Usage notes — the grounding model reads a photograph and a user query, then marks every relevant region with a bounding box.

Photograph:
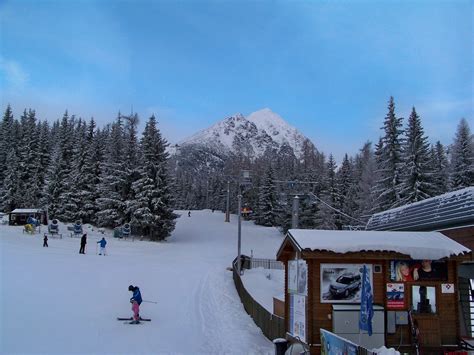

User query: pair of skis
[117,317,151,324]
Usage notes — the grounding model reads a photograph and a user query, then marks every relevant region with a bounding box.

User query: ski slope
[0,210,284,354]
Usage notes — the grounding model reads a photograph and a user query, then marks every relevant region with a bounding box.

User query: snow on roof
[286,229,470,260]
[366,187,474,231]
[10,209,42,214]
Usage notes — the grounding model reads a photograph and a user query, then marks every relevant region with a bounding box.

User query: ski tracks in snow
[195,268,273,355]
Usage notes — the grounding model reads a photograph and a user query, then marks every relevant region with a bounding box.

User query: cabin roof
[277,229,470,260]
[366,187,474,232]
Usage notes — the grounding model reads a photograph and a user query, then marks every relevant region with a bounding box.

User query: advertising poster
[320,264,373,303]
[320,329,358,355]
[290,294,306,343]
[288,260,298,294]
[297,259,308,296]
[288,259,308,296]
[390,260,447,282]
[386,283,405,309]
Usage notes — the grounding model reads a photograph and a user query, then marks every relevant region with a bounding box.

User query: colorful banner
[320,329,358,355]
[288,260,298,294]
[386,283,405,309]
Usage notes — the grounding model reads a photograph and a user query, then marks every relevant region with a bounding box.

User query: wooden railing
[232,258,285,341]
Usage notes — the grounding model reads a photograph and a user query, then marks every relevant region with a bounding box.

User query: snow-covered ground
[0,210,284,354]
[241,268,284,313]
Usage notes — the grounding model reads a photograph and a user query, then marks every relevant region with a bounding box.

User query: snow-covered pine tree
[399,107,434,204]
[315,154,339,229]
[96,114,127,227]
[372,97,404,211]
[353,141,376,221]
[255,166,278,226]
[450,118,474,189]
[0,105,15,209]
[336,154,358,227]
[129,115,177,240]
[72,118,100,224]
[35,120,52,207]
[430,141,449,195]
[0,147,21,211]
[44,112,76,220]
[16,109,40,207]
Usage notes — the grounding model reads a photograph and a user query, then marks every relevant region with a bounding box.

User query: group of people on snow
[79,234,107,255]
[39,227,146,323]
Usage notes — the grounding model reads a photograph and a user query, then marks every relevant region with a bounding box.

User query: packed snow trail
[0,210,283,354]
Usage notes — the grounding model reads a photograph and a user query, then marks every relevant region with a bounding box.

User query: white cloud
[0,57,29,90]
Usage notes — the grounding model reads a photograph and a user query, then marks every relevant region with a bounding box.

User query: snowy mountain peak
[247,108,287,128]
[176,109,315,159]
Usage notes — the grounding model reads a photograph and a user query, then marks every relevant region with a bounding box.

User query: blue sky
[1,0,472,162]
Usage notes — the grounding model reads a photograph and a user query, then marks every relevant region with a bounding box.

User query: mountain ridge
[175,108,315,159]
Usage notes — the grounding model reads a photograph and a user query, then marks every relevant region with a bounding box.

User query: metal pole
[206,179,209,210]
[225,180,230,222]
[292,195,299,229]
[237,194,242,274]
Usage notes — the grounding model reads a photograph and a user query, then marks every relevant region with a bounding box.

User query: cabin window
[412,285,436,314]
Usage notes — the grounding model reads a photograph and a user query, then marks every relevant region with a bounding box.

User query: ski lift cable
[272,179,367,225]
[307,192,367,225]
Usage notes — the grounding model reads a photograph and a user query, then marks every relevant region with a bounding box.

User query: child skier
[43,234,48,247]
[128,285,142,322]
[97,237,107,255]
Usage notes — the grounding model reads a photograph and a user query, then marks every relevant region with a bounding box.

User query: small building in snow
[276,229,470,354]
[8,209,48,226]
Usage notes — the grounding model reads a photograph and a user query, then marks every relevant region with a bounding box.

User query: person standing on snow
[79,233,87,254]
[43,234,48,247]
[128,285,143,320]
[97,237,107,255]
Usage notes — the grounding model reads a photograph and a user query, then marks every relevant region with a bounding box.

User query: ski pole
[142,300,158,304]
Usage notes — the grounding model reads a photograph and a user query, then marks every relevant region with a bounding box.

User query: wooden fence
[250,257,284,270]
[232,259,285,341]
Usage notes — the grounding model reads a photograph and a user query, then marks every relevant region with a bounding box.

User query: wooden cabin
[276,229,471,354]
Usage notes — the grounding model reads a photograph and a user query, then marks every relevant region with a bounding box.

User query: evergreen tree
[336,154,357,227]
[255,166,278,226]
[373,97,404,211]
[129,115,177,240]
[96,114,127,227]
[315,154,339,229]
[450,118,474,189]
[431,141,449,195]
[0,105,15,209]
[399,107,434,204]
[354,141,376,221]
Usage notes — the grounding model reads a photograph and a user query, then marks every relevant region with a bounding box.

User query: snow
[0,210,284,354]
[240,267,284,313]
[287,229,470,260]
[10,208,43,213]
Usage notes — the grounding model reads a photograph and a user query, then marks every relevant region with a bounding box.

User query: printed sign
[289,294,306,343]
[288,259,307,296]
[390,260,447,282]
[320,329,358,355]
[441,283,455,294]
[386,283,405,309]
[320,264,373,303]
[288,260,298,294]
